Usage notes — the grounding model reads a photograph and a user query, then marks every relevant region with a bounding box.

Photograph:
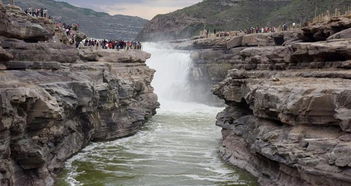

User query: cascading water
[57,43,257,186]
[144,43,192,102]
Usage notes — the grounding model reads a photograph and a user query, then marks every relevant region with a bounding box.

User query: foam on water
[57,43,257,186]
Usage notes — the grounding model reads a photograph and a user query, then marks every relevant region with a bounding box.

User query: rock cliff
[0,4,158,186]
[186,14,351,185]
[187,31,300,105]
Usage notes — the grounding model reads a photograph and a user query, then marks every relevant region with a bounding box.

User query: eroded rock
[183,14,351,186]
[0,4,158,186]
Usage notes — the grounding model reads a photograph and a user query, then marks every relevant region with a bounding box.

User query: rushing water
[57,43,257,186]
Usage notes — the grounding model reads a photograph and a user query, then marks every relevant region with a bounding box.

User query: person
[39,8,44,17]
[43,8,48,18]
[9,0,14,5]
[28,7,32,16]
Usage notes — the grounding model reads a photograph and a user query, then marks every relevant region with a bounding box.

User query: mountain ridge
[137,0,351,41]
[3,0,148,40]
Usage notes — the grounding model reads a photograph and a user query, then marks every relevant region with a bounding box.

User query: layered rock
[187,31,300,105]
[0,4,158,186]
[180,13,351,185]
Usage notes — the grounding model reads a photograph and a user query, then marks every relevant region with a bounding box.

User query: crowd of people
[55,22,83,47]
[201,23,299,38]
[61,23,79,36]
[22,6,142,50]
[82,39,142,50]
[244,26,277,34]
[244,23,295,34]
[24,7,48,18]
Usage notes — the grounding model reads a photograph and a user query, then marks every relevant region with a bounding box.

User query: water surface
[57,43,257,186]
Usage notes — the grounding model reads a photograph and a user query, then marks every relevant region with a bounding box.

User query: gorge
[57,43,257,185]
[2,1,351,186]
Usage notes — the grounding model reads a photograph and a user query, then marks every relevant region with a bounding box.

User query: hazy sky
[57,0,202,20]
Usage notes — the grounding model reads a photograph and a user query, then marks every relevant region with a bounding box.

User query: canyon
[2,1,351,186]
[0,4,158,185]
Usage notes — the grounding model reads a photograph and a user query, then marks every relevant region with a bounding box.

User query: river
[57,43,257,186]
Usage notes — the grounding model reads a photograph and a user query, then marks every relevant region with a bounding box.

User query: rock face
[183,14,351,185]
[187,31,300,106]
[0,4,158,186]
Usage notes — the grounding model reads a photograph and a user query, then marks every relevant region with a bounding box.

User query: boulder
[300,16,351,41]
[227,36,243,49]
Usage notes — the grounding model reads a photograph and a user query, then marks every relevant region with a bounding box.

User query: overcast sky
[57,0,202,20]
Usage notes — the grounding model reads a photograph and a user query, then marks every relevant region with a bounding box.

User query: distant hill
[137,0,351,41]
[3,0,148,40]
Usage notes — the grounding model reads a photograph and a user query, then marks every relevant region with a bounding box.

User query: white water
[58,43,256,186]
[144,42,193,103]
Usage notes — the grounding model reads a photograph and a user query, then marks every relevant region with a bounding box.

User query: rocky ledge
[0,4,158,186]
[186,15,351,185]
[184,31,300,106]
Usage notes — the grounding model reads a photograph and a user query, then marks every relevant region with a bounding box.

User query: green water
[57,43,257,185]
[57,101,257,186]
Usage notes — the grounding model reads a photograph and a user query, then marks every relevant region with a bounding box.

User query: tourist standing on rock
[9,0,14,5]
[28,7,33,16]
[43,8,48,18]
[40,8,44,17]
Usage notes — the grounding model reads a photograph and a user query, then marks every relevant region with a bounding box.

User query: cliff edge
[173,11,351,185]
[189,14,351,186]
[0,4,158,186]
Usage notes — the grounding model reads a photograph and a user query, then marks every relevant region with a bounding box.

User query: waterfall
[59,42,257,186]
[143,42,213,113]
[144,42,192,102]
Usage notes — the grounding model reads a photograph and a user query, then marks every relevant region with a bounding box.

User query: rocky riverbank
[183,15,351,185]
[0,4,158,186]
